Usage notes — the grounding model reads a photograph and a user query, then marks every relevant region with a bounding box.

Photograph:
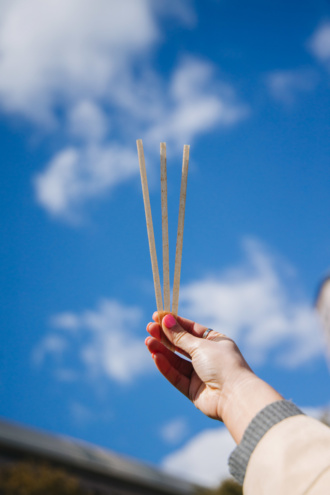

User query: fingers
[147,322,192,360]
[152,312,226,341]
[147,322,161,340]
[176,315,209,338]
[151,314,201,355]
[147,321,175,352]
[161,314,199,355]
[145,337,193,378]
[152,312,208,338]
[145,337,191,397]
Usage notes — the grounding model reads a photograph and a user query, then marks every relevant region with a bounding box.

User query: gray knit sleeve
[228,400,304,485]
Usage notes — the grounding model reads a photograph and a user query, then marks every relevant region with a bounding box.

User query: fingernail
[151,353,155,359]
[163,314,176,329]
[145,337,151,345]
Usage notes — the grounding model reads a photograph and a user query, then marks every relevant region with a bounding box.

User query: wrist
[220,371,282,444]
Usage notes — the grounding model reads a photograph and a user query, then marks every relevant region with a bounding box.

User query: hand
[146,313,251,421]
[146,313,282,443]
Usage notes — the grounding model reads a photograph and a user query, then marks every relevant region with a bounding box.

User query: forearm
[220,370,283,444]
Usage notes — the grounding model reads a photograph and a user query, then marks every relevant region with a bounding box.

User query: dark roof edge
[0,418,199,495]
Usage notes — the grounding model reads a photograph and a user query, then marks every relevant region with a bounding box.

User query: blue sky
[1,0,330,487]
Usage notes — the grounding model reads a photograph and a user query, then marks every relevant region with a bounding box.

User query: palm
[189,370,221,420]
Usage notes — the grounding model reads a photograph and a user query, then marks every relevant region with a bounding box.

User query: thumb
[162,314,199,355]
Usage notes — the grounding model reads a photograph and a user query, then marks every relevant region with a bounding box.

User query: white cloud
[0,0,196,121]
[68,101,108,142]
[35,240,323,386]
[0,0,244,131]
[266,69,317,104]
[32,334,68,365]
[50,312,80,331]
[160,418,189,445]
[179,239,323,368]
[0,0,158,122]
[162,404,330,488]
[152,0,196,27]
[146,58,248,148]
[34,143,138,220]
[70,401,93,425]
[0,0,247,221]
[34,299,153,383]
[162,426,235,487]
[33,57,247,220]
[301,405,330,420]
[69,400,114,425]
[309,22,330,63]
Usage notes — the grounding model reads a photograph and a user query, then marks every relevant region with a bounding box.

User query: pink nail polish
[163,314,176,329]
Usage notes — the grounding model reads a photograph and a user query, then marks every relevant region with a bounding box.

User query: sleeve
[228,400,330,495]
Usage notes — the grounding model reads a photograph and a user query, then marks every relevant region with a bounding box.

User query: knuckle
[172,331,187,346]
[173,372,182,389]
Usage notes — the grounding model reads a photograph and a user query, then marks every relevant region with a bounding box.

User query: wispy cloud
[180,239,323,368]
[32,334,68,366]
[34,143,138,222]
[308,22,330,64]
[70,401,94,426]
[0,0,159,122]
[266,68,317,104]
[33,299,153,384]
[33,55,247,221]
[34,240,323,387]
[0,0,247,221]
[145,57,248,147]
[160,418,189,445]
[69,401,114,426]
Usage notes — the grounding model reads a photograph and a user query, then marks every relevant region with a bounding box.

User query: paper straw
[160,142,171,313]
[172,145,190,316]
[136,139,163,314]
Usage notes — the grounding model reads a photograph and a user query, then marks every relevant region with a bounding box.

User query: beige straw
[172,145,190,317]
[160,142,171,313]
[136,139,163,314]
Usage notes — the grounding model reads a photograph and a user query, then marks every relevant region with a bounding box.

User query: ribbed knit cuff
[228,400,303,485]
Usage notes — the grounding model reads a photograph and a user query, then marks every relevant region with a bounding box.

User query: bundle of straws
[136,140,189,350]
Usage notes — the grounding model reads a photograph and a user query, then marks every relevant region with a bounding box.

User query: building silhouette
[0,418,199,495]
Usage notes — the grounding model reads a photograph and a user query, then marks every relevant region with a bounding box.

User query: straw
[160,142,170,313]
[136,139,163,314]
[172,145,190,317]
